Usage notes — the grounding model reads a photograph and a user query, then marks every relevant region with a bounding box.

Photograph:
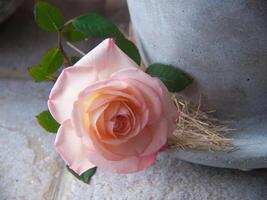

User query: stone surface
[0,0,23,23]
[0,79,63,200]
[55,152,267,200]
[0,0,267,200]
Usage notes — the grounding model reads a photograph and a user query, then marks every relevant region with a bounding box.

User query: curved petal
[100,123,152,157]
[159,81,179,136]
[101,113,168,158]
[111,68,162,96]
[141,117,169,156]
[111,68,163,124]
[99,102,145,145]
[54,120,95,175]
[87,151,157,174]
[48,67,98,123]
[72,101,123,161]
[126,79,162,124]
[75,38,139,80]
[78,79,129,99]
[113,68,178,135]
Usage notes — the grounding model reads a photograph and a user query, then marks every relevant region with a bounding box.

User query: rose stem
[57,29,71,67]
[66,42,86,56]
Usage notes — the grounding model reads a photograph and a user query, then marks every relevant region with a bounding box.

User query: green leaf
[28,65,55,82]
[63,23,87,42]
[146,63,193,92]
[72,13,123,38]
[67,166,97,184]
[28,48,63,82]
[72,13,141,65]
[40,48,64,74]
[34,1,64,32]
[36,110,60,133]
[70,56,81,65]
[115,38,141,65]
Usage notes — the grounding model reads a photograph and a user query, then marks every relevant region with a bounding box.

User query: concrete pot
[127,0,267,170]
[0,0,23,23]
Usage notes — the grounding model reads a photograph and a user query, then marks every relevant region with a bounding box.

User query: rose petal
[100,102,145,145]
[54,119,95,175]
[102,128,152,156]
[111,68,163,124]
[75,38,139,80]
[111,68,162,96]
[141,117,169,156]
[48,67,98,123]
[78,79,128,100]
[72,101,123,161]
[94,112,168,158]
[89,126,125,161]
[159,81,179,136]
[112,68,178,133]
[87,151,157,174]
[101,90,141,108]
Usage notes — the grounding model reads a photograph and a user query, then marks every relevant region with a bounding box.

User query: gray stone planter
[0,0,24,23]
[127,0,267,170]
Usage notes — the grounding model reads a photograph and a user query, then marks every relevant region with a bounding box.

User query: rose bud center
[112,114,131,136]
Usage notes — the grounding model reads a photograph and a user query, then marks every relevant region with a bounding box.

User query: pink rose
[48,38,178,174]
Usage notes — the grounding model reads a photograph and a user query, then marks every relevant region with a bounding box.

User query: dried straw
[168,95,234,151]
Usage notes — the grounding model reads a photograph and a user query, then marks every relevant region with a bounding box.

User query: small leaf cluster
[28,48,63,82]
[31,1,140,74]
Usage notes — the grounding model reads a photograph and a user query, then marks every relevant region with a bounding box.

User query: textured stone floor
[0,80,62,200]
[0,1,266,200]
